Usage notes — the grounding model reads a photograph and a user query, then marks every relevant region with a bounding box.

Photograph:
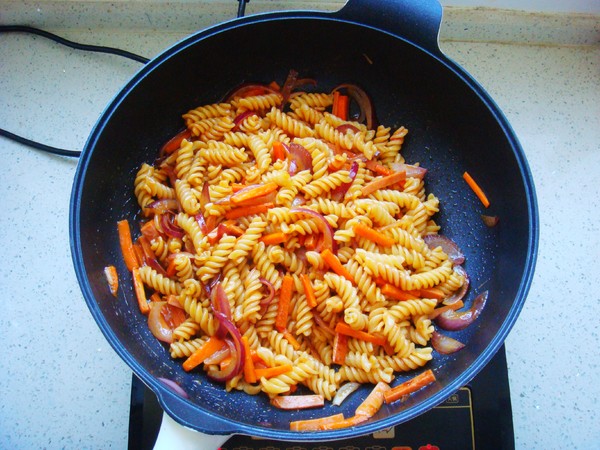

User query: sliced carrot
[360,170,407,197]
[355,381,391,418]
[255,364,293,379]
[335,322,387,347]
[272,141,287,161]
[336,95,349,121]
[282,330,301,350]
[140,219,161,241]
[319,414,367,430]
[463,171,490,208]
[299,274,317,308]
[384,369,437,404]
[104,265,119,297]
[290,413,345,431]
[241,336,257,384]
[231,183,247,192]
[259,232,289,246]
[271,394,325,410]
[332,332,348,365]
[320,248,355,283]
[372,276,388,287]
[419,287,446,300]
[365,159,394,176]
[428,300,464,319]
[353,223,395,247]
[150,292,163,304]
[275,275,294,332]
[132,267,150,315]
[381,283,420,301]
[117,219,139,272]
[182,336,226,372]
[224,203,272,220]
[161,128,192,155]
[230,182,279,205]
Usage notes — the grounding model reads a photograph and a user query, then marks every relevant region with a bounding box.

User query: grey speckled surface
[0,2,599,449]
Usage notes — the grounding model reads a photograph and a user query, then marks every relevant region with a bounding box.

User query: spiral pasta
[124,73,469,414]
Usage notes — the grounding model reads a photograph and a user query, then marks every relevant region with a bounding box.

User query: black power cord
[0,25,150,158]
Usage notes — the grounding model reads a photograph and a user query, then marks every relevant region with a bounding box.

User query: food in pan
[114,71,486,429]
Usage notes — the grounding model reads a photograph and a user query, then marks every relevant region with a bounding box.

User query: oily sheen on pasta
[130,75,467,406]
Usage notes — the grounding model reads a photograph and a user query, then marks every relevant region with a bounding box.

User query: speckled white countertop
[0,1,599,449]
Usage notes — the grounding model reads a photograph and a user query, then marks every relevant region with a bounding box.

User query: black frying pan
[70,0,538,443]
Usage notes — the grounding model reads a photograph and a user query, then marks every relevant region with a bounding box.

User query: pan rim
[69,9,539,441]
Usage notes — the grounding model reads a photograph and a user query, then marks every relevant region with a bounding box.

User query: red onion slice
[435,290,488,331]
[287,143,313,175]
[330,161,359,202]
[280,69,299,106]
[148,302,173,344]
[423,234,465,265]
[157,377,189,399]
[481,214,500,227]
[224,83,282,102]
[335,124,360,134]
[290,207,337,254]
[232,111,255,131]
[146,199,179,215]
[431,330,465,354]
[208,313,245,382]
[161,213,184,239]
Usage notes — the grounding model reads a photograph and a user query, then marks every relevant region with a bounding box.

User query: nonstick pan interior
[71,14,537,440]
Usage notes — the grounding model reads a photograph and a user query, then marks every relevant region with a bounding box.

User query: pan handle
[335,0,443,56]
[154,412,230,450]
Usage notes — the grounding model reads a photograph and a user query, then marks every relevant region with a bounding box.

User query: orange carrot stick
[271,394,325,410]
[336,95,349,121]
[365,159,394,176]
[260,232,289,245]
[299,274,317,308]
[355,381,391,418]
[275,275,294,332]
[117,219,139,272]
[132,267,150,315]
[419,287,446,300]
[241,336,257,384]
[360,170,406,197]
[335,322,387,347]
[290,413,345,431]
[332,332,348,365]
[182,336,226,372]
[383,369,437,404]
[428,300,464,319]
[381,283,420,301]
[104,265,119,297]
[463,171,490,208]
[224,203,272,220]
[230,182,278,205]
[332,91,340,117]
[320,248,355,283]
[353,223,395,247]
[254,364,293,379]
[272,141,287,161]
[282,330,301,350]
[318,414,366,430]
